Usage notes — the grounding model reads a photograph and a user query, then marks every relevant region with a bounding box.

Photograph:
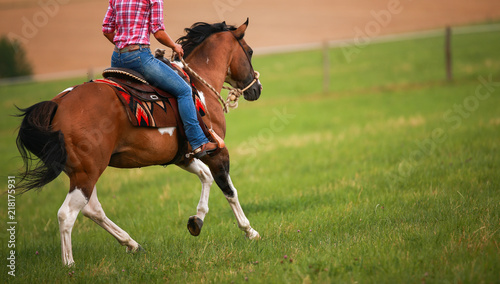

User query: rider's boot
[193,142,218,158]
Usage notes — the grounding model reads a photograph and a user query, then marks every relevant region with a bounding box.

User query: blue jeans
[111,46,209,149]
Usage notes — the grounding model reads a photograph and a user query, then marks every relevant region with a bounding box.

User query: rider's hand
[172,44,184,57]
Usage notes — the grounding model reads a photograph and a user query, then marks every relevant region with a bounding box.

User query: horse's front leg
[203,149,260,240]
[178,158,213,236]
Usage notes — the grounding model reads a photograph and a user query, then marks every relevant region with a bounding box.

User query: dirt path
[1,0,499,75]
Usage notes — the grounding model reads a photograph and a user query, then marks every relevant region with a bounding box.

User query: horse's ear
[233,18,249,39]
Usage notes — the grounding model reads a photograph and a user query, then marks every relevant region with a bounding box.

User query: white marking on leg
[82,187,139,252]
[179,159,213,220]
[158,127,176,136]
[57,187,88,266]
[225,175,260,239]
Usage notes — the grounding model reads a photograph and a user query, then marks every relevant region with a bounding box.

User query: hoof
[127,244,144,253]
[246,229,261,240]
[63,260,75,267]
[187,216,203,236]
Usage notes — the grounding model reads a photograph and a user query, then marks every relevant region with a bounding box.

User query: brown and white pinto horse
[16,20,262,266]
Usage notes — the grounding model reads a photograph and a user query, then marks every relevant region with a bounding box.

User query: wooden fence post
[445,26,453,81]
[323,41,330,93]
[87,67,94,81]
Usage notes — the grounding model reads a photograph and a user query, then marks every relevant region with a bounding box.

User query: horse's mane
[176,22,237,59]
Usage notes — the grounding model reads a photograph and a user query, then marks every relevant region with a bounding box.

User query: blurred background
[1,0,500,79]
[1,1,499,281]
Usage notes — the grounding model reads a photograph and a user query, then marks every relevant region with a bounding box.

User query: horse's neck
[186,39,233,95]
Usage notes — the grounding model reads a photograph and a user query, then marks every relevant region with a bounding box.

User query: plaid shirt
[102,0,165,49]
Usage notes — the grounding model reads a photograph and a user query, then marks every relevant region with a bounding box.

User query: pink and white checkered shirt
[102,0,166,49]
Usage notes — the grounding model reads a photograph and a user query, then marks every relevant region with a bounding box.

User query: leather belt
[114,44,150,53]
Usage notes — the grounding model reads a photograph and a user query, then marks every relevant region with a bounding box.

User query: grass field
[1,28,499,283]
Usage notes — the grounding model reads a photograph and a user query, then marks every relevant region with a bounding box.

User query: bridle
[224,34,261,109]
[178,32,260,114]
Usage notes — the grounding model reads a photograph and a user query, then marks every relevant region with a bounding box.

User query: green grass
[1,28,499,283]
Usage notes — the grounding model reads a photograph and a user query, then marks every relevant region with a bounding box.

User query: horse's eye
[248,49,253,56]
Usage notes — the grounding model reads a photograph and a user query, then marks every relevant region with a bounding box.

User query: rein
[178,56,228,113]
[177,36,260,114]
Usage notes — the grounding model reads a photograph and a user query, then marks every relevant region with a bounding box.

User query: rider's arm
[153,30,184,57]
[102,2,116,45]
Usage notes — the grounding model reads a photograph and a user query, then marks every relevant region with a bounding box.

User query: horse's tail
[16,101,67,193]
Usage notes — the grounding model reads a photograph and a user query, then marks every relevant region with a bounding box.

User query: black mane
[176,22,237,59]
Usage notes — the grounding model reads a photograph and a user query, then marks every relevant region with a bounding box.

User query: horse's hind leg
[178,158,214,236]
[81,186,141,252]
[57,187,90,266]
[202,149,260,239]
[58,184,141,266]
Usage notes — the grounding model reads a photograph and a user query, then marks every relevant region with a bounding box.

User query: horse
[16,19,262,266]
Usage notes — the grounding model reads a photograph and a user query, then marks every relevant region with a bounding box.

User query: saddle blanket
[94,79,178,128]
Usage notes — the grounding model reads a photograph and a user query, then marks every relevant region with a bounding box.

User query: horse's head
[177,19,262,102]
[225,19,262,101]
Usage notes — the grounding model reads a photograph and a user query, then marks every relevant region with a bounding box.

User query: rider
[102,0,217,158]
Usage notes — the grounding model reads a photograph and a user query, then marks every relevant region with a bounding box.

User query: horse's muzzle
[243,79,262,101]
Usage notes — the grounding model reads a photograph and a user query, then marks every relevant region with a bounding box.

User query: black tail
[16,101,67,193]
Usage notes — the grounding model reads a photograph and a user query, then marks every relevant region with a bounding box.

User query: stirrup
[208,129,225,148]
[185,129,225,159]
